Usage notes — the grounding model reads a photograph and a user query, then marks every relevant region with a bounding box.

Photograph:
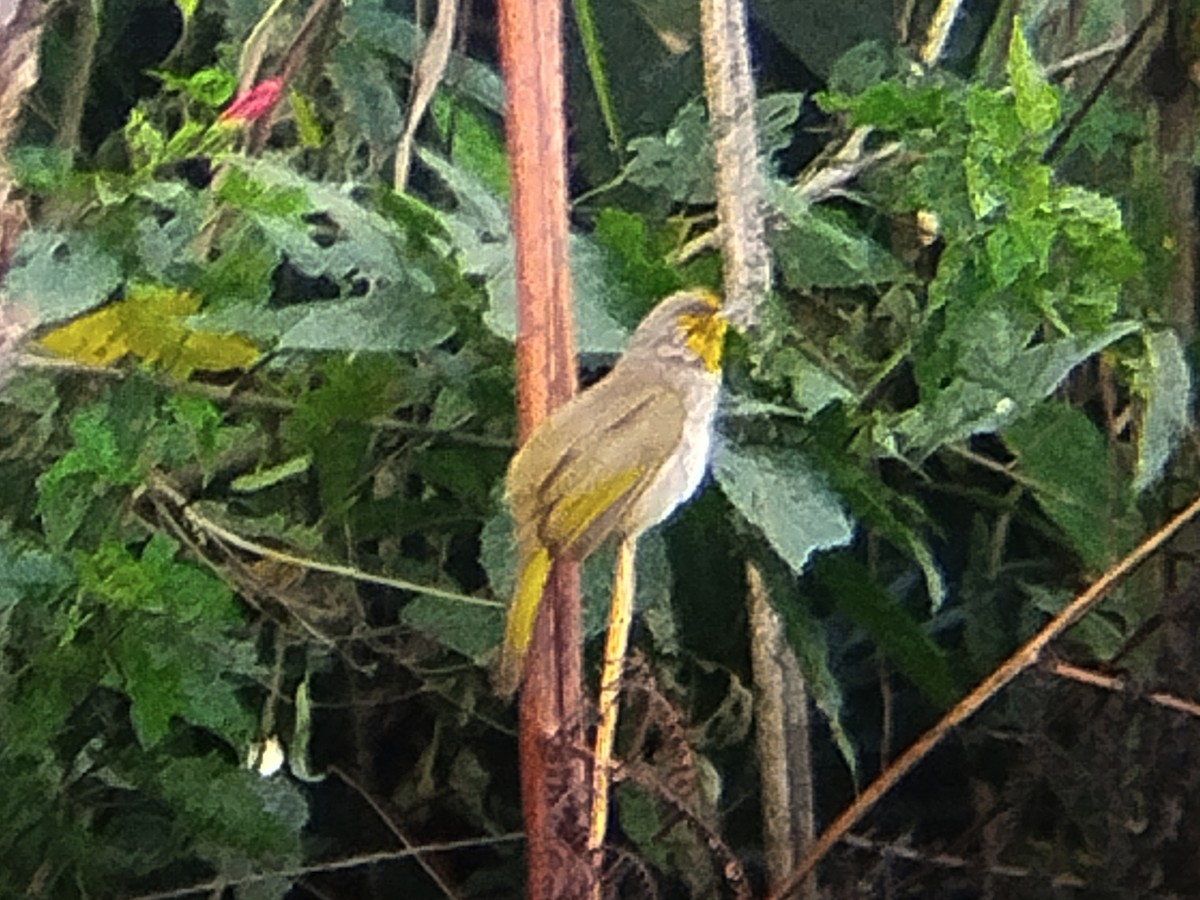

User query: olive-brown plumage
[496,290,727,696]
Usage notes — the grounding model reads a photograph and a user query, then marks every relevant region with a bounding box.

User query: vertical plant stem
[588,535,637,891]
[496,0,590,895]
[54,0,97,155]
[698,0,770,327]
[748,562,817,899]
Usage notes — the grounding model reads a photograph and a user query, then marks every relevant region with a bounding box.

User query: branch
[768,491,1200,899]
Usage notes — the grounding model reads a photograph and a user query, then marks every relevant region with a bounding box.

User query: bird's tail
[494,544,552,698]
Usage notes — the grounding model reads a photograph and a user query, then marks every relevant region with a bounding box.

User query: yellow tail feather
[494,545,552,697]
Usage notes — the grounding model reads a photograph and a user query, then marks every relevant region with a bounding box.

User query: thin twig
[329,765,463,899]
[1046,659,1200,719]
[840,833,1084,885]
[145,474,499,609]
[17,353,513,448]
[768,491,1200,899]
[122,834,525,900]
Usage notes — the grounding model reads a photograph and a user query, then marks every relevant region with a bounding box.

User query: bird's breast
[624,373,721,537]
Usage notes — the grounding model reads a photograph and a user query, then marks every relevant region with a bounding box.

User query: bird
[495,289,727,696]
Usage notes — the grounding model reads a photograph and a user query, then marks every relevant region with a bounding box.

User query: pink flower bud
[219,77,284,124]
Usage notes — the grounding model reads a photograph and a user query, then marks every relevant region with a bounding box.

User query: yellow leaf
[177,331,261,379]
[40,305,129,366]
[40,284,261,378]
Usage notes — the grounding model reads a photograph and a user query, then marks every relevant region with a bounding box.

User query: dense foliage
[1,0,1198,897]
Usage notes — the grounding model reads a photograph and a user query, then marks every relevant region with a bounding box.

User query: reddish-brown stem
[496,0,590,895]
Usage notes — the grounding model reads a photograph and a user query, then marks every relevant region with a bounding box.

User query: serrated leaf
[712,437,855,575]
[826,81,946,131]
[899,311,1138,456]
[623,93,804,205]
[79,533,240,623]
[592,208,684,318]
[135,183,206,280]
[5,229,121,324]
[419,148,631,353]
[40,284,261,378]
[0,530,70,609]
[624,99,714,204]
[112,624,187,746]
[1134,329,1192,492]
[155,66,235,106]
[276,289,455,352]
[1007,18,1059,136]
[155,754,306,858]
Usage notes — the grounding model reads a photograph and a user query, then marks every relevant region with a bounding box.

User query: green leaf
[419,148,632,353]
[79,533,240,624]
[0,530,71,610]
[765,562,858,779]
[125,107,167,169]
[828,40,889,95]
[1133,329,1191,492]
[1007,18,1059,136]
[769,183,905,288]
[275,290,455,352]
[327,44,404,168]
[815,553,959,708]
[154,66,236,107]
[214,159,457,352]
[624,98,714,204]
[6,229,121,324]
[592,208,683,317]
[572,0,622,151]
[712,438,855,575]
[191,221,280,308]
[1004,401,1131,569]
[623,93,804,205]
[9,145,76,192]
[432,94,509,198]
[899,310,1138,456]
[231,455,312,493]
[823,81,947,131]
[134,183,207,280]
[112,623,188,746]
[37,397,144,548]
[155,754,306,859]
[341,3,504,113]
[401,594,504,663]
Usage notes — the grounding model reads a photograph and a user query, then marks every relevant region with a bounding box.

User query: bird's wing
[508,375,687,559]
